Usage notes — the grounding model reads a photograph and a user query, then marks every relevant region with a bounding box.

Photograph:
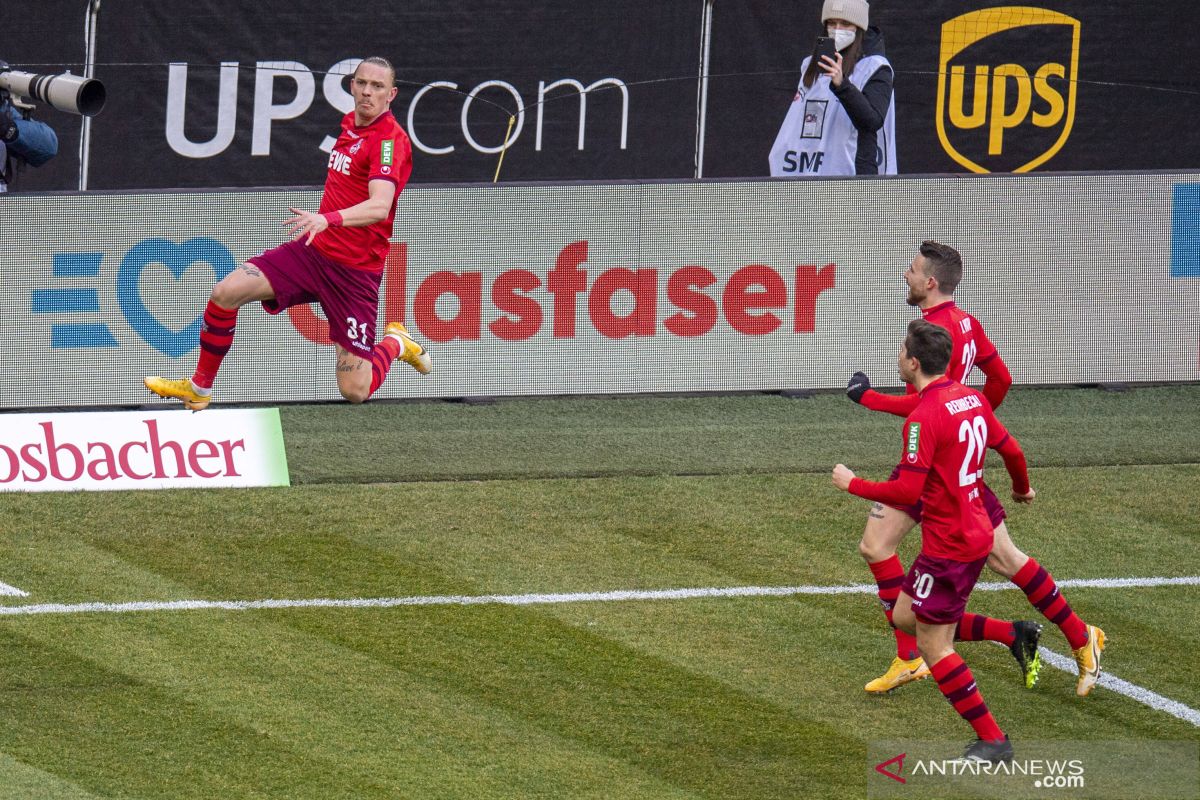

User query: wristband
[323,211,344,227]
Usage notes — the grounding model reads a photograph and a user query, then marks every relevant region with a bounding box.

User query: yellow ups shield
[936,7,1080,173]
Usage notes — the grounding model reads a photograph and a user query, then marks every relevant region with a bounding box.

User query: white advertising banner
[1,173,1197,409]
[0,409,290,492]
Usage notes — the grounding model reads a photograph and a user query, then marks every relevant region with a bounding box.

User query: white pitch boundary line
[1,574,1197,726]
[0,581,29,598]
[1035,647,1200,727]
[0,574,1196,617]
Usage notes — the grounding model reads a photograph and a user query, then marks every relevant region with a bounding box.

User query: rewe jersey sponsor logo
[328,149,352,175]
[936,7,1080,173]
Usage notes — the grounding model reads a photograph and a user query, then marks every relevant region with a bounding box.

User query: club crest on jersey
[381,139,394,166]
[906,422,921,463]
[349,139,363,155]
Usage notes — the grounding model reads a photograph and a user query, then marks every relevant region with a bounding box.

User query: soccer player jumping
[145,57,429,410]
[834,319,1033,763]
[846,241,1104,697]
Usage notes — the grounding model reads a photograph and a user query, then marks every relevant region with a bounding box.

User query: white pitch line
[0,575,1197,618]
[1035,647,1200,727]
[0,575,1197,727]
[0,581,29,597]
[975,575,1200,592]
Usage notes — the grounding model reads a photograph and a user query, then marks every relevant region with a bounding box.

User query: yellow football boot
[865,656,931,694]
[384,322,431,375]
[144,376,211,410]
[1073,625,1106,697]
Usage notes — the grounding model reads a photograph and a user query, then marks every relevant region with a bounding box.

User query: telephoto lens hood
[0,69,106,117]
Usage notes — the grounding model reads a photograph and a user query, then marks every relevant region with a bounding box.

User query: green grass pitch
[0,385,1197,798]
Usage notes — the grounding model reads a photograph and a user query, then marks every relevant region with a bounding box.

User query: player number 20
[961,340,977,377]
[346,316,370,344]
[957,415,988,488]
[912,570,934,599]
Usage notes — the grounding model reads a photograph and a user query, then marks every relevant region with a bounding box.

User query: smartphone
[814,36,837,63]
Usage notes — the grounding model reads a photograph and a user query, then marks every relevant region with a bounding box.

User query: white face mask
[828,26,857,52]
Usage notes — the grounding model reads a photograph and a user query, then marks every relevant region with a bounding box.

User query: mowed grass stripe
[7,594,1189,800]
[5,578,1198,733]
[2,610,707,800]
[0,752,107,800]
[5,578,1198,734]
[3,467,1195,604]
[279,386,1200,484]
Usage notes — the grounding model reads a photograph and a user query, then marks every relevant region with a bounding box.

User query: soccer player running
[845,241,1104,697]
[145,57,429,410]
[834,319,1032,763]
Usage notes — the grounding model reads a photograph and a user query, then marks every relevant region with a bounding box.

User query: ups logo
[936,7,1080,173]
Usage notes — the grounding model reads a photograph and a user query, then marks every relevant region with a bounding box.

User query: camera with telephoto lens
[0,62,106,117]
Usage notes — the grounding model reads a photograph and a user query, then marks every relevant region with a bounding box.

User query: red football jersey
[923,301,1001,385]
[851,379,1016,561]
[860,301,1012,415]
[313,110,412,273]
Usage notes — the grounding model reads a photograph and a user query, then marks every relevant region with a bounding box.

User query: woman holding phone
[769,0,897,177]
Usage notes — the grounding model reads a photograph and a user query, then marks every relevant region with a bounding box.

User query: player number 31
[346,317,370,344]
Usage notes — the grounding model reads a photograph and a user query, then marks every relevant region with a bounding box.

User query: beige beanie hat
[821,0,869,29]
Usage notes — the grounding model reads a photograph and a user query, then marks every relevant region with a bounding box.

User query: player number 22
[957,415,987,488]
[346,316,370,344]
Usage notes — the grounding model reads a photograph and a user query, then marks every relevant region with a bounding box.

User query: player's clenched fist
[832,463,856,491]
[846,371,871,404]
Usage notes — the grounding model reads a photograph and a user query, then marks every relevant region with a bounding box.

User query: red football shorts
[248,238,384,357]
[902,552,989,625]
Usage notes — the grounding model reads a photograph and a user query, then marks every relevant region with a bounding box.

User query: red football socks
[367,335,402,396]
[930,652,1005,742]
[192,300,238,389]
[869,555,919,660]
[1012,559,1089,650]
[956,612,1016,646]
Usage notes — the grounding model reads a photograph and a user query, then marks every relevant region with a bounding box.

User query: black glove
[0,105,16,143]
[846,371,871,404]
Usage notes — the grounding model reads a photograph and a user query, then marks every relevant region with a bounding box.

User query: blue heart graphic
[117,237,236,357]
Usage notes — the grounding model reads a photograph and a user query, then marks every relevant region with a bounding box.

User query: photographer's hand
[0,60,14,141]
[0,105,16,143]
[819,53,845,87]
